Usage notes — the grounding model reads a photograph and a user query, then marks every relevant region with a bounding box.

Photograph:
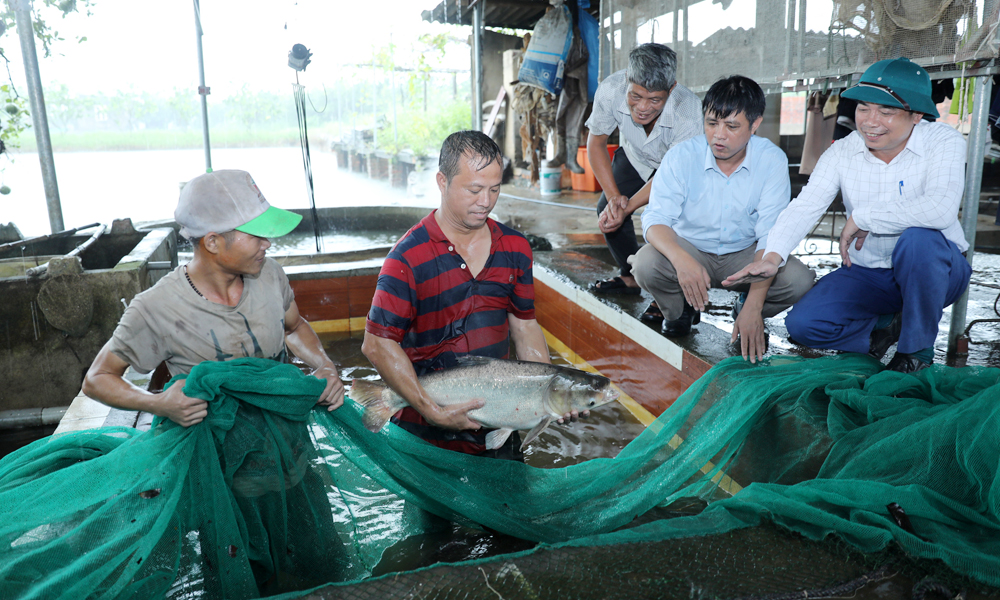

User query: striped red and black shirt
[365,210,536,454]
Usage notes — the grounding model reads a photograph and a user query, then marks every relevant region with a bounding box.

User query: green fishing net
[1,354,999,599]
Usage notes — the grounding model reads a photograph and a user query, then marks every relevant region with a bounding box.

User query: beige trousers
[629,238,816,321]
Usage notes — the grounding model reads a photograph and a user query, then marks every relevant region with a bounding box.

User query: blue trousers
[785,228,972,354]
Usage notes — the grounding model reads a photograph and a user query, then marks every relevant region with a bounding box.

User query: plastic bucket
[540,165,562,196]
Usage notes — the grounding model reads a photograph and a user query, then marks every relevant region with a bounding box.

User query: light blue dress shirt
[641,134,791,255]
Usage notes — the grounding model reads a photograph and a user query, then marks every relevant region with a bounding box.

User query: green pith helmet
[841,57,939,118]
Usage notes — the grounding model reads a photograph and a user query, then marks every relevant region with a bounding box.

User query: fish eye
[589,400,595,406]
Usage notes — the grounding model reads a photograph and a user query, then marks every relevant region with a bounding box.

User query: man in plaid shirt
[724,58,972,373]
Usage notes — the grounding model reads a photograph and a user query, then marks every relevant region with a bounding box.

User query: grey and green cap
[175,170,302,239]
[841,57,939,118]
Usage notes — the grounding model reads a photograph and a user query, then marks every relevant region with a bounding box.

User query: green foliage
[225,84,284,133]
[18,127,302,152]
[0,0,95,192]
[167,87,199,131]
[408,33,448,98]
[0,83,29,149]
[377,98,471,157]
[0,0,95,60]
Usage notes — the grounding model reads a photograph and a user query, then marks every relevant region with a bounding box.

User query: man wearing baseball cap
[83,170,345,426]
[724,57,972,373]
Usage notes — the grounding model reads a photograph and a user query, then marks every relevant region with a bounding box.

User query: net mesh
[2,354,1000,599]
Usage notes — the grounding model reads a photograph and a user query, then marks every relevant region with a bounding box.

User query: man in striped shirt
[585,43,703,324]
[724,58,972,373]
[362,131,558,460]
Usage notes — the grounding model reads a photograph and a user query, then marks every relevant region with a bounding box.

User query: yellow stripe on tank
[541,327,743,496]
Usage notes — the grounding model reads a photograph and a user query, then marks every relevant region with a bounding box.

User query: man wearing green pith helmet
[725,57,972,373]
[83,170,345,426]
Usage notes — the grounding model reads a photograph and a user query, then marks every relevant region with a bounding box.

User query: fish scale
[351,356,620,450]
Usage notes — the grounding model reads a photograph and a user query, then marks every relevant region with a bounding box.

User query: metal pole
[12,0,63,233]
[471,0,484,131]
[783,0,795,75]
[193,0,212,172]
[672,0,678,47]
[947,74,992,355]
[681,0,688,83]
[797,0,807,74]
[608,0,616,72]
[372,50,378,149]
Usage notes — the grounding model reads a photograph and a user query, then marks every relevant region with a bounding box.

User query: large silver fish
[350,356,620,451]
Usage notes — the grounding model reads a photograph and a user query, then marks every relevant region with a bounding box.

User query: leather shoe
[661,302,700,337]
[886,352,931,373]
[868,313,902,360]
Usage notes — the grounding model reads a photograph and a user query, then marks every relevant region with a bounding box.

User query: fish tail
[351,379,394,433]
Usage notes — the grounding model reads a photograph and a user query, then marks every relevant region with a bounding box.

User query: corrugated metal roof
[422,0,599,30]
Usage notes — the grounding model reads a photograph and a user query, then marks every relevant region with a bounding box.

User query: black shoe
[640,301,663,324]
[731,292,748,320]
[661,302,700,337]
[886,352,931,373]
[868,313,902,360]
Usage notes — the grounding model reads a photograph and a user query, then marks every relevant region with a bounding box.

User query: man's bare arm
[361,331,483,430]
[82,344,208,427]
[283,300,345,410]
[508,315,551,364]
[509,314,587,422]
[731,249,774,364]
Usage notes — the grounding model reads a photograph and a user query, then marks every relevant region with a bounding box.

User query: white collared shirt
[642,134,791,255]
[584,69,703,181]
[764,121,968,268]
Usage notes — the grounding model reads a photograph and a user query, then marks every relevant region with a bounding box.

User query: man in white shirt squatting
[585,43,703,325]
[630,75,816,362]
[723,58,972,373]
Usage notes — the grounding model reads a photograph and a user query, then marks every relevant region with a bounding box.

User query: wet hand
[429,398,485,431]
[313,364,345,411]
[598,205,626,233]
[557,409,590,424]
[675,254,711,312]
[599,195,629,232]
[161,384,208,428]
[732,309,767,364]
[722,259,779,288]
[838,216,868,267]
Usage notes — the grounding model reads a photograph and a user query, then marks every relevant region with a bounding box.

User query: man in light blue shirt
[630,76,815,362]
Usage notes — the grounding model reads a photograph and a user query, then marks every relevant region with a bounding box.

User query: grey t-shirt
[108,257,295,376]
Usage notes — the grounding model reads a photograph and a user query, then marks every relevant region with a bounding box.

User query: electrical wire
[294,75,322,253]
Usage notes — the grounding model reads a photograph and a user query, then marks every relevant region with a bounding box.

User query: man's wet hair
[626,43,677,93]
[703,75,766,124]
[439,131,503,183]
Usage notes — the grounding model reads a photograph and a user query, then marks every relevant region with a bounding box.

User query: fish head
[545,370,620,415]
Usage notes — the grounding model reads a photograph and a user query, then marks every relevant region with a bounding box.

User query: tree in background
[106,87,155,131]
[0,0,94,192]
[226,84,284,133]
[167,86,198,131]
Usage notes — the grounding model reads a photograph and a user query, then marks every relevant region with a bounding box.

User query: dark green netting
[1,354,999,599]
